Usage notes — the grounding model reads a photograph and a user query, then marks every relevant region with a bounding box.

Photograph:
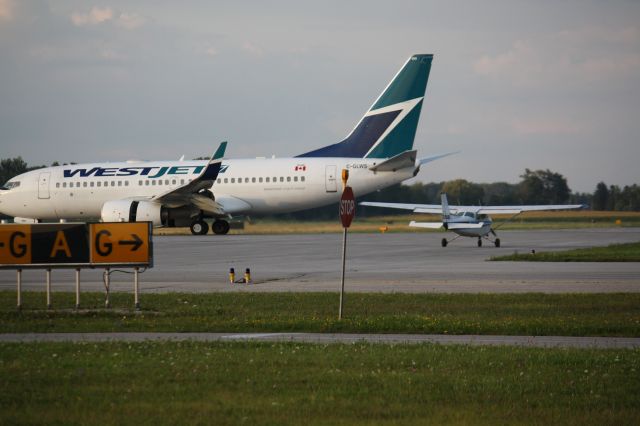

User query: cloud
[116,12,145,30]
[71,6,113,26]
[473,26,640,86]
[0,0,12,20]
[71,7,145,30]
[242,41,264,57]
[511,118,582,136]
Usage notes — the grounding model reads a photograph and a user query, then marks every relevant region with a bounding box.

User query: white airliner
[0,54,454,235]
[361,193,585,247]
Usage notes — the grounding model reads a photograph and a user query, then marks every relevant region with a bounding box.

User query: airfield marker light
[229,268,235,284]
[244,268,251,284]
[75,268,81,310]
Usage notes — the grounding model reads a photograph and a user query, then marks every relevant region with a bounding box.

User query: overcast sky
[1,0,639,192]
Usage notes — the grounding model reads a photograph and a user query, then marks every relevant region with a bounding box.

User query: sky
[0,0,639,193]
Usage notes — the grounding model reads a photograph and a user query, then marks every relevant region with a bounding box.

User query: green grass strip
[2,291,640,337]
[491,241,640,262]
[1,341,639,425]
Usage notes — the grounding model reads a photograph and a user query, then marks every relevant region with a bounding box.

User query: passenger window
[224,178,228,183]
[145,180,149,186]
[97,182,101,187]
[287,176,291,182]
[152,180,156,186]
[216,179,221,184]
[111,181,116,187]
[245,178,249,183]
[90,182,94,187]
[56,183,60,188]
[62,182,66,188]
[280,177,284,182]
[165,179,169,185]
[266,177,270,183]
[125,181,129,186]
[181,179,185,184]
[231,178,235,183]
[301,176,305,182]
[139,180,143,186]
[294,176,298,182]
[172,179,176,185]
[259,177,263,183]
[252,177,256,183]
[83,182,87,187]
[118,181,122,186]
[76,182,80,188]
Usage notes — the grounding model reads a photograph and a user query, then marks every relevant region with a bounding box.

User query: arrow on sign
[118,234,143,251]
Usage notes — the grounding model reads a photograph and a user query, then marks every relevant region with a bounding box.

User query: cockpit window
[464,212,475,218]
[1,181,20,190]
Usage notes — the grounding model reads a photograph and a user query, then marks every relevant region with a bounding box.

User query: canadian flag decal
[294,164,307,171]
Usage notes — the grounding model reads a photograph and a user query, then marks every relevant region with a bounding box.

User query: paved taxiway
[1,228,638,293]
[1,332,638,349]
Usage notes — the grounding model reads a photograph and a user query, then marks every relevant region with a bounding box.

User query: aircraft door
[325,165,337,192]
[38,172,51,199]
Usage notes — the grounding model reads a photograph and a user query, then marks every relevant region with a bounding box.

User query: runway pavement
[1,332,638,349]
[1,228,639,294]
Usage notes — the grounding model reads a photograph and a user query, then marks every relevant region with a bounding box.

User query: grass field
[492,242,640,262]
[1,341,638,425]
[155,211,640,235]
[3,291,640,337]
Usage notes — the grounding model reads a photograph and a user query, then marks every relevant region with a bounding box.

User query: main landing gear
[190,220,209,235]
[189,219,231,235]
[212,219,230,235]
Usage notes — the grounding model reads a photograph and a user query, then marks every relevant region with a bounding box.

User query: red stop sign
[339,186,355,228]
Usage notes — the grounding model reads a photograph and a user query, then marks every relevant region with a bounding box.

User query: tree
[441,179,484,205]
[592,182,609,210]
[0,157,29,186]
[518,169,570,204]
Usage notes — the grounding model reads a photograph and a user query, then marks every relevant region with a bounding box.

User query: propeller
[490,228,497,237]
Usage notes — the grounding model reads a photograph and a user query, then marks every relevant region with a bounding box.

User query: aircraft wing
[474,204,585,214]
[360,201,442,214]
[151,142,227,215]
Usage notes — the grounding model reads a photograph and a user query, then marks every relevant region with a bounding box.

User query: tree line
[1,157,638,220]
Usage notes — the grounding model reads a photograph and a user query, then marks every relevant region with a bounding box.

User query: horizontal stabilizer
[418,151,460,166]
[409,221,443,229]
[369,150,417,172]
[447,223,485,230]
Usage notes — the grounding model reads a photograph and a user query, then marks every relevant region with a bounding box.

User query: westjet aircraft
[0,54,453,235]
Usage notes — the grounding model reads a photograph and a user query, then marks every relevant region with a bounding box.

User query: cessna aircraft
[0,54,455,235]
[361,193,584,247]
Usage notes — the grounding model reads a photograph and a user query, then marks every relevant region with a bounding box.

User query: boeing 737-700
[0,54,453,234]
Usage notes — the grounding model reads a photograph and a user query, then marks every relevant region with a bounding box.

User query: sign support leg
[134,267,140,310]
[17,269,22,311]
[46,269,52,309]
[75,268,80,309]
[339,228,347,320]
[104,268,110,308]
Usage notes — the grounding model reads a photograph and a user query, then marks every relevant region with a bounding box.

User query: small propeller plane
[361,193,585,247]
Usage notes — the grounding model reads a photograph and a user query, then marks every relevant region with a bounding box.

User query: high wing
[152,141,227,215]
[361,201,585,215]
[360,201,443,214]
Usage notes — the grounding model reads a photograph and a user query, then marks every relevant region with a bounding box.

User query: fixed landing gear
[190,220,209,235]
[212,219,230,235]
[477,238,482,247]
[441,238,448,247]
[494,238,501,248]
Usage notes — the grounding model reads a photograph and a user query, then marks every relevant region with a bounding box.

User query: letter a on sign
[50,231,72,258]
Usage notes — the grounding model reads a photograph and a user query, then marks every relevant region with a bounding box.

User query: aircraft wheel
[212,219,230,235]
[190,220,209,235]
[441,238,447,247]
[494,238,501,248]
[477,238,482,247]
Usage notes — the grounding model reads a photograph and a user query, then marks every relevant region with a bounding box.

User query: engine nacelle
[101,200,167,227]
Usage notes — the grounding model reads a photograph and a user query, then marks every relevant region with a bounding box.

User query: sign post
[338,169,355,320]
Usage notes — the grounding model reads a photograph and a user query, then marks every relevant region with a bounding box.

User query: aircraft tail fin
[297,54,433,159]
[441,193,451,221]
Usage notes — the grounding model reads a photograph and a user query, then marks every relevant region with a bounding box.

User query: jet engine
[101,200,167,227]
